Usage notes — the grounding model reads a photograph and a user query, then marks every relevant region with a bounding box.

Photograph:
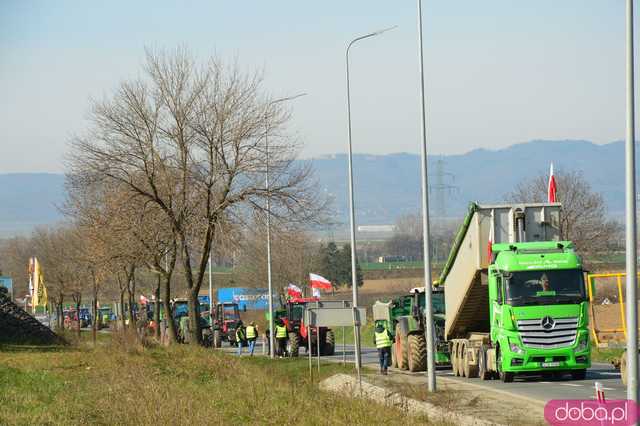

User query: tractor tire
[323,330,335,356]
[395,323,408,370]
[407,334,427,372]
[478,344,491,380]
[213,329,222,348]
[287,332,300,357]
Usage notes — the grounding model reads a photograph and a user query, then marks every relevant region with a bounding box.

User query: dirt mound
[0,292,64,345]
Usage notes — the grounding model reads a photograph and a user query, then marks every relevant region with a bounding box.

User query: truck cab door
[489,274,503,342]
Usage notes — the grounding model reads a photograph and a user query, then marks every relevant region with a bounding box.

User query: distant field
[361,261,424,271]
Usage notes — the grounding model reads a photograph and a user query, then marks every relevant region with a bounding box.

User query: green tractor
[373,286,450,372]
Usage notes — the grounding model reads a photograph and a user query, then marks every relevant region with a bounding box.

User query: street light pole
[346,26,396,376]
[265,93,307,359]
[625,0,638,404]
[416,0,436,392]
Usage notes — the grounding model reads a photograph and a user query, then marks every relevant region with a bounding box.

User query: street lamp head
[372,25,398,37]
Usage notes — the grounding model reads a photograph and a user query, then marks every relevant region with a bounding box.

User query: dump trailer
[442,203,590,382]
[373,286,450,372]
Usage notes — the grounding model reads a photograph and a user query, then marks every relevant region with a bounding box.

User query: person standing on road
[374,322,393,375]
[245,321,258,356]
[275,319,288,358]
[236,320,246,356]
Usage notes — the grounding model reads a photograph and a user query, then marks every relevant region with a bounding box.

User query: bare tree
[68,48,323,344]
[506,169,622,254]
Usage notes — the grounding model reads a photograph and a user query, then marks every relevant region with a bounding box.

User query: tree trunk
[92,296,97,345]
[127,290,135,331]
[57,300,64,330]
[163,274,177,344]
[188,288,202,345]
[119,289,126,331]
[154,275,161,340]
[75,299,81,339]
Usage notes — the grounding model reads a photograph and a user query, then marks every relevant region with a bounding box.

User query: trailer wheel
[459,342,467,377]
[452,342,459,376]
[478,344,491,380]
[287,332,300,357]
[407,334,427,372]
[464,346,478,378]
[395,324,408,370]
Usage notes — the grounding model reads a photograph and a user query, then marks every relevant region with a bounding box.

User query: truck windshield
[504,270,585,306]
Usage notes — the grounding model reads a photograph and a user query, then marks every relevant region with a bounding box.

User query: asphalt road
[226,342,625,404]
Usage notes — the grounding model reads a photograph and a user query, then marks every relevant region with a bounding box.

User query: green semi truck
[443,203,590,382]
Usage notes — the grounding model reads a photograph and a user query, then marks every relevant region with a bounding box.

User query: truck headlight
[576,335,589,353]
[509,342,525,355]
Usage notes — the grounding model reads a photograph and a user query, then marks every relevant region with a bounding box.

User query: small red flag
[548,163,557,203]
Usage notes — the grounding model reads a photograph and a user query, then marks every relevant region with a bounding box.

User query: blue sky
[0,1,631,172]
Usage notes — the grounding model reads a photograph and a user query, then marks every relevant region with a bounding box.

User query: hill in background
[0,140,629,236]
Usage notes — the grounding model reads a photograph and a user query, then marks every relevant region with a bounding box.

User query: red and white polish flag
[309,273,332,290]
[548,163,557,203]
[287,283,303,298]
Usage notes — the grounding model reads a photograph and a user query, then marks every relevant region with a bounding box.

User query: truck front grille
[516,317,578,349]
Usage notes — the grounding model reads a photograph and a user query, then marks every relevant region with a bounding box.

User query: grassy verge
[591,345,625,364]
[0,334,428,425]
[333,322,375,348]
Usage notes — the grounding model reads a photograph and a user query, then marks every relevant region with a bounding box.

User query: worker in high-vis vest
[374,322,394,375]
[275,319,288,358]
[235,320,246,356]
[245,321,258,356]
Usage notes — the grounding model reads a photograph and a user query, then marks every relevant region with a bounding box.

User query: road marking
[602,387,616,391]
[599,372,620,376]
[538,381,552,384]
[560,383,583,387]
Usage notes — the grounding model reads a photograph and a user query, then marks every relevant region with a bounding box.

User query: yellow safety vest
[375,330,392,348]
[246,325,256,339]
[275,325,287,338]
[236,327,245,342]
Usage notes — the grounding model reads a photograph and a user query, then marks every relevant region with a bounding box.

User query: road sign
[305,307,366,327]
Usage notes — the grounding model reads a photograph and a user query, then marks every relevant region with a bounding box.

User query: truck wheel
[459,343,467,377]
[571,369,587,380]
[452,342,459,376]
[407,334,427,372]
[395,324,408,370]
[323,330,335,356]
[464,347,478,378]
[287,332,300,357]
[497,347,514,382]
[621,352,628,386]
[213,330,222,348]
[478,344,491,380]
